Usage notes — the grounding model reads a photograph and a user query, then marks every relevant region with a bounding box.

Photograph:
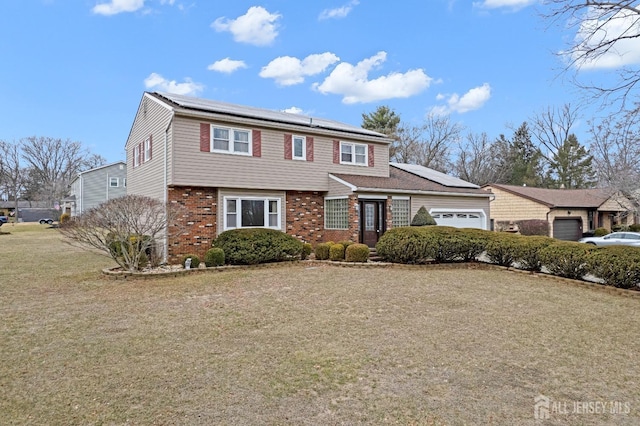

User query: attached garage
[553,218,582,241]
[431,211,486,229]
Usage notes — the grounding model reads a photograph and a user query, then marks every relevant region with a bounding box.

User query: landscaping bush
[315,243,330,260]
[411,206,437,226]
[515,219,549,236]
[107,233,156,268]
[539,242,594,280]
[612,224,630,232]
[59,213,71,225]
[329,243,346,261]
[512,236,555,272]
[629,224,640,232]
[301,243,312,260]
[594,227,609,236]
[345,243,370,262]
[587,246,640,289]
[338,240,354,249]
[376,227,437,264]
[453,228,493,262]
[484,233,521,267]
[182,254,200,269]
[212,228,303,265]
[204,247,225,267]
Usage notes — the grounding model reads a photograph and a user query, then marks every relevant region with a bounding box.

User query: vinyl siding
[411,194,491,229]
[69,163,127,215]
[126,94,172,201]
[170,116,389,191]
[327,176,354,197]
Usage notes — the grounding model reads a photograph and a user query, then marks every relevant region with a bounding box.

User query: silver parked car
[578,232,640,247]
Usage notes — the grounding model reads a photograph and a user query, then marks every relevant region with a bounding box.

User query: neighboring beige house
[126,92,492,262]
[483,183,636,240]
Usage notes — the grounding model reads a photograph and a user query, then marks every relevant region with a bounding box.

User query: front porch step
[369,247,383,262]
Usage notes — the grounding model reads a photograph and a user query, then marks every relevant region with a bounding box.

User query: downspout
[163,112,174,264]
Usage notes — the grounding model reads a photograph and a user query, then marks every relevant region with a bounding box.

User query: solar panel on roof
[155,92,385,138]
[390,163,480,188]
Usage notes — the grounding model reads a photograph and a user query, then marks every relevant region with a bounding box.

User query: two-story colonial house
[126,92,492,263]
[64,161,127,216]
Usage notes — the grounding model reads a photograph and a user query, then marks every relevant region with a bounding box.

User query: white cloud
[473,0,536,10]
[431,83,491,115]
[207,58,248,74]
[260,53,340,86]
[92,0,144,15]
[570,8,640,70]
[144,73,204,96]
[319,0,359,20]
[282,107,304,114]
[313,51,432,104]
[212,6,281,46]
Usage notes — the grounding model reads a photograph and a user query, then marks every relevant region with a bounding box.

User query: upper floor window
[144,137,152,162]
[340,142,367,166]
[293,136,306,160]
[212,126,251,155]
[133,144,140,167]
[109,177,119,187]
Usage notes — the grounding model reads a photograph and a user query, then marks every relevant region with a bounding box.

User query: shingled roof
[332,165,491,196]
[485,183,613,208]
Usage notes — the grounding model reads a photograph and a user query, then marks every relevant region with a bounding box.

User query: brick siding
[285,191,324,245]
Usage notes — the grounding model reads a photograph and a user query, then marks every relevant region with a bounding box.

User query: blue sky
[0,0,632,164]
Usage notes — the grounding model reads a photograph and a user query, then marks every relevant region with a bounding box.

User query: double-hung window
[109,177,119,188]
[340,142,367,166]
[293,136,306,160]
[224,197,280,230]
[212,126,251,155]
[133,145,140,167]
[144,137,152,162]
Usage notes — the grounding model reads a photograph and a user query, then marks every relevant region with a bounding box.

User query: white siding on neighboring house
[411,194,491,230]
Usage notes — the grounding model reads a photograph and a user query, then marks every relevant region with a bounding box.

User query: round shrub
[301,243,312,260]
[204,247,225,267]
[345,243,370,262]
[315,243,330,260]
[376,227,438,264]
[338,240,355,249]
[587,246,640,289]
[329,243,346,261]
[594,227,609,237]
[213,228,303,265]
[539,241,594,280]
[182,254,200,268]
[453,228,494,262]
[512,235,555,272]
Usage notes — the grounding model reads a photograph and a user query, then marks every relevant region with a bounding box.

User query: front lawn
[1,225,638,424]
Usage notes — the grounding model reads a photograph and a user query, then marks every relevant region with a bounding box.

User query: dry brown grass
[1,224,639,425]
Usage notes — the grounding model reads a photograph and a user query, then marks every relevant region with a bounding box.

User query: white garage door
[431,212,484,229]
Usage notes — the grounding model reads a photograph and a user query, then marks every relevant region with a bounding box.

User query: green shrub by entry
[212,228,303,265]
[345,243,370,262]
[539,241,594,280]
[587,246,640,289]
[204,247,225,267]
[594,227,609,236]
[301,243,312,260]
[338,240,354,249]
[376,227,436,264]
[182,254,200,268]
[329,243,346,261]
[411,206,437,226]
[315,243,330,260]
[484,233,521,267]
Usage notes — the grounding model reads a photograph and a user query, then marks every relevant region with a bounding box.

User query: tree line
[0,137,106,212]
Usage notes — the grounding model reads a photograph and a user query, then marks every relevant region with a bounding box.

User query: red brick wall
[285,191,324,245]
[167,186,217,263]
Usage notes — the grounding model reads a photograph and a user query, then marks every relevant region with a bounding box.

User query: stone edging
[102,260,640,298]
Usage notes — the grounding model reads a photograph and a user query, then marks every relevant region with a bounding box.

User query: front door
[360,200,385,247]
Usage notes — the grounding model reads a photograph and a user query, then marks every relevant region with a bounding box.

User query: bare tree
[543,1,640,110]
[20,136,103,205]
[59,195,187,272]
[0,140,25,220]
[393,113,462,173]
[455,132,512,186]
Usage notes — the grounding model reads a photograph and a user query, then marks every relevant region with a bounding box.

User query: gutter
[356,187,493,198]
[163,111,174,264]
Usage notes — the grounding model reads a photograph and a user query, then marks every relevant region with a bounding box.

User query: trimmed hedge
[594,227,609,236]
[301,243,313,260]
[512,236,555,272]
[587,246,640,289]
[484,233,521,267]
[204,247,225,267]
[539,242,594,280]
[212,228,303,265]
[376,227,437,264]
[182,254,200,268]
[411,206,437,226]
[315,243,330,260]
[345,243,370,262]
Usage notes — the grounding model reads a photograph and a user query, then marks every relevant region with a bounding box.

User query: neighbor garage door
[431,212,484,229]
[553,218,582,241]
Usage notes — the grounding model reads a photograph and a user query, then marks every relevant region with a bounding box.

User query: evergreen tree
[546,134,596,189]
